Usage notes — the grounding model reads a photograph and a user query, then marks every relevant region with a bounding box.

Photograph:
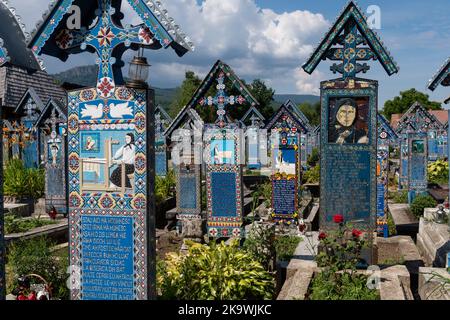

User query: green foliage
[7,237,69,300]
[246,79,275,120]
[157,240,274,300]
[410,195,437,218]
[387,213,397,236]
[274,236,302,262]
[309,272,379,300]
[169,71,202,117]
[258,182,272,208]
[155,170,176,206]
[383,88,442,121]
[3,159,45,199]
[243,223,276,270]
[392,191,408,204]
[303,165,320,184]
[307,148,320,167]
[4,215,57,234]
[428,160,449,185]
[310,221,379,300]
[299,102,321,126]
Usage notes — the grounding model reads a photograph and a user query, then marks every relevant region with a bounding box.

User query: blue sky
[9,0,450,109]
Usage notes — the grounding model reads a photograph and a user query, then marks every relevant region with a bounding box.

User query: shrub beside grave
[308,215,380,300]
[427,160,449,185]
[391,191,408,204]
[410,195,437,218]
[7,237,69,300]
[275,236,302,262]
[157,240,274,300]
[4,215,57,234]
[302,165,320,184]
[4,159,45,200]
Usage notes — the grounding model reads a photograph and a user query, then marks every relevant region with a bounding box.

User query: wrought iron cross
[55,0,156,98]
[326,21,376,79]
[199,72,246,128]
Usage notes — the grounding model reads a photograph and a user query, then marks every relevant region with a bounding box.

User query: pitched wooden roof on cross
[302,1,398,79]
[28,0,194,98]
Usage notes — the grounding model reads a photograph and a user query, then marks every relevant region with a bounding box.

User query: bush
[157,240,274,300]
[310,216,379,300]
[428,160,449,185]
[4,159,45,199]
[155,169,176,206]
[258,182,272,208]
[4,215,57,234]
[392,191,408,204]
[410,195,437,218]
[302,165,320,184]
[274,236,302,262]
[307,148,320,167]
[243,223,276,270]
[7,237,69,300]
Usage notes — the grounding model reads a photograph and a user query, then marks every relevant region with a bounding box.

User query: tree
[168,71,202,117]
[299,102,321,126]
[247,79,275,120]
[383,88,442,121]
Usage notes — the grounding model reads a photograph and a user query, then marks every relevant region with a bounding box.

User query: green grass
[275,236,302,262]
[4,216,57,234]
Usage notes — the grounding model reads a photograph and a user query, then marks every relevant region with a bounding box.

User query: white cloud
[7,0,330,95]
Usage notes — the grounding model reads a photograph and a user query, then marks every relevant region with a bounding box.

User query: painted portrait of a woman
[110,133,136,189]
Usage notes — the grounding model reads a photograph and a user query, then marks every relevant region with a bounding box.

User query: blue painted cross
[55,0,156,98]
[199,72,246,128]
[326,21,375,78]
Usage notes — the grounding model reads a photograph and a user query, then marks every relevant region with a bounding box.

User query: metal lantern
[127,48,150,89]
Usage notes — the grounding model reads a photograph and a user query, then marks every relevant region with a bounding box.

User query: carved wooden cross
[198,72,246,128]
[55,0,156,98]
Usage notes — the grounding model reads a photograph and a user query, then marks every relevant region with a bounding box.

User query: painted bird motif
[81,103,103,119]
[109,102,133,118]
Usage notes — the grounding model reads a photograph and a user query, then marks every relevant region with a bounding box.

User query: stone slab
[418,267,450,300]
[416,218,450,268]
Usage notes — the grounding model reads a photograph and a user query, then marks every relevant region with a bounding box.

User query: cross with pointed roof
[28,0,193,98]
[302,1,398,79]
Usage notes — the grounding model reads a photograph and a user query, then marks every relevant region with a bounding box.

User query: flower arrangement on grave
[308,214,379,300]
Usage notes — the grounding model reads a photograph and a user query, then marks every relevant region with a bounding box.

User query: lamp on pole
[127,47,151,89]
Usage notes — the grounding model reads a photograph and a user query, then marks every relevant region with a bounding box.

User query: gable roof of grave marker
[282,99,313,133]
[428,57,450,91]
[0,1,42,70]
[377,113,398,140]
[28,0,194,60]
[395,101,443,135]
[183,60,259,117]
[240,105,265,127]
[164,105,204,139]
[14,87,45,115]
[155,104,172,123]
[35,98,68,129]
[264,100,309,133]
[302,0,398,78]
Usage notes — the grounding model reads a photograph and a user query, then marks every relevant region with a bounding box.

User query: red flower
[318,232,327,240]
[352,229,363,238]
[333,214,344,224]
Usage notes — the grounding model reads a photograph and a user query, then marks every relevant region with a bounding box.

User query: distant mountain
[52,65,320,112]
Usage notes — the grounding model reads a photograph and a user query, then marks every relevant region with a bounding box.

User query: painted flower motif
[236,96,245,104]
[135,155,146,171]
[97,27,115,46]
[232,228,241,237]
[333,214,344,224]
[97,77,115,98]
[209,228,218,237]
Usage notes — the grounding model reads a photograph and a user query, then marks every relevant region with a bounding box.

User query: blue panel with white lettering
[273,178,297,215]
[211,172,237,217]
[81,215,134,300]
[155,152,167,176]
[180,176,197,210]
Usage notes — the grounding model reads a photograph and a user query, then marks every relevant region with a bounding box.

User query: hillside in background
[52,65,320,115]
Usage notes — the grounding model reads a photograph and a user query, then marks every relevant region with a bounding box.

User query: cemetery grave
[0,0,448,304]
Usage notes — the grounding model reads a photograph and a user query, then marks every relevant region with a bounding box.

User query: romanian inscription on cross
[55,0,156,98]
[199,72,246,128]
